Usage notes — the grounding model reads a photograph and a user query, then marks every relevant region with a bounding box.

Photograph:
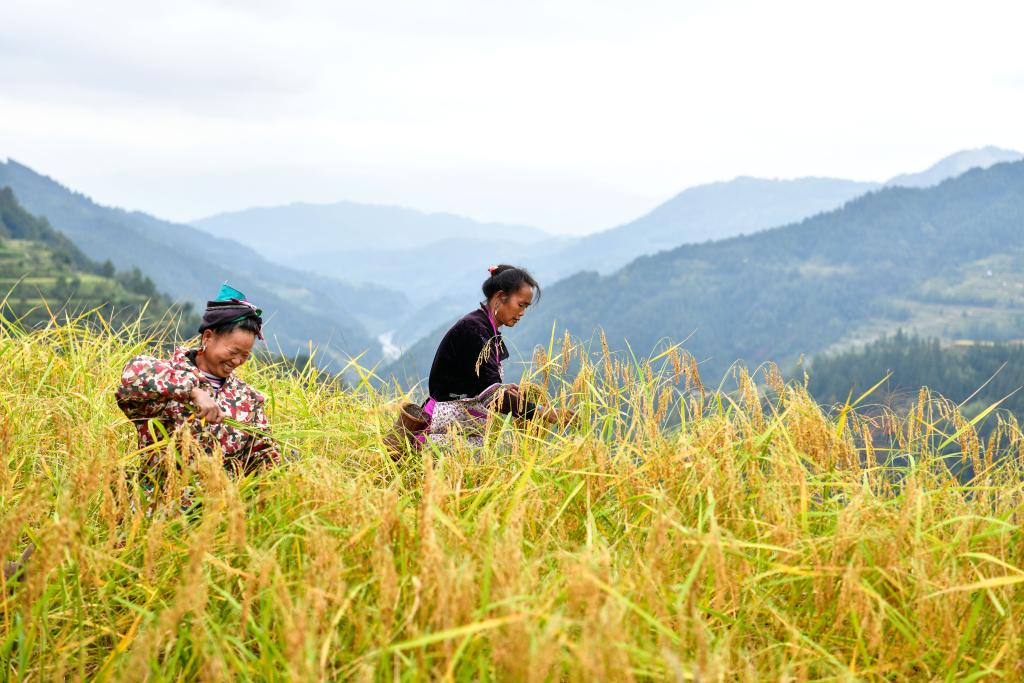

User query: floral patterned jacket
[116,346,281,468]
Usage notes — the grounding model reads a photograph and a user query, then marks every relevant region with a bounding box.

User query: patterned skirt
[423,384,502,448]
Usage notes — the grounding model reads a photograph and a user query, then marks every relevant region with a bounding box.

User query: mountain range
[4,146,1020,375]
[884,146,1023,189]
[0,160,411,365]
[529,145,1023,280]
[192,201,550,275]
[389,157,1024,387]
[193,201,549,257]
[195,147,1022,351]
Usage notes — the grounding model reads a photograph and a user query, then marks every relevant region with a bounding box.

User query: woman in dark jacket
[423,265,569,447]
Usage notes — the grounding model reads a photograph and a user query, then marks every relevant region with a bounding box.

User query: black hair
[482,265,541,303]
[203,316,262,338]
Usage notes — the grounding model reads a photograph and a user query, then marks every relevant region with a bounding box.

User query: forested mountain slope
[0,160,408,363]
[391,160,1024,385]
[0,187,190,329]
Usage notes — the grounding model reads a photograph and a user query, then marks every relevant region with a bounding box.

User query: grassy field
[2,317,1023,681]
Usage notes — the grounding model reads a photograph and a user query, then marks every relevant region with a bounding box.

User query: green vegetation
[393,159,1024,386]
[3,319,1023,679]
[0,187,193,330]
[259,147,1020,351]
[0,159,410,365]
[807,332,1024,422]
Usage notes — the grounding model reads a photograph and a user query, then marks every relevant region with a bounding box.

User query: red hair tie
[488,265,498,275]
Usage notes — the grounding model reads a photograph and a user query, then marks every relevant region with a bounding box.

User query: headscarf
[198,283,264,340]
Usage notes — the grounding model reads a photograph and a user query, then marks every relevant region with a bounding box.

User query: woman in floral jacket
[116,285,281,474]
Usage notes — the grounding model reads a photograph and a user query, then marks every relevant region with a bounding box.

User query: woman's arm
[115,355,199,420]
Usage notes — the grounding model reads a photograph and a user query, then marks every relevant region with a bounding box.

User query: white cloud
[1,0,1022,233]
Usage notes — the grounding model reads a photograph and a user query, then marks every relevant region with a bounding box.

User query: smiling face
[491,283,534,328]
[198,327,255,378]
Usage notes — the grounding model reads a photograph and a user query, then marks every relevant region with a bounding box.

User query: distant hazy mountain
[194,178,875,292]
[192,201,550,260]
[296,236,575,300]
[0,160,410,364]
[364,146,1024,339]
[885,146,1022,189]
[191,202,556,349]
[385,146,1023,355]
[182,145,1024,362]
[532,176,880,279]
[531,146,1024,280]
[390,159,1024,386]
[275,235,575,346]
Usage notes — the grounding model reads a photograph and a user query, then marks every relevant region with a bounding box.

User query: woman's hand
[541,405,576,427]
[499,385,575,426]
[190,387,225,424]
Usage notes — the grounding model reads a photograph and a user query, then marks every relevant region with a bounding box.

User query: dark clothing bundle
[427,306,537,419]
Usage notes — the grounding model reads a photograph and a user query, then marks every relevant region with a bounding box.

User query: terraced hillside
[0,186,190,330]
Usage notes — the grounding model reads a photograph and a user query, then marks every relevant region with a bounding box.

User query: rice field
[1,316,1023,681]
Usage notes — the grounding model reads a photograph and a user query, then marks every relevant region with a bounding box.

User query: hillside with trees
[0,187,192,329]
[545,145,1022,279]
[0,160,410,364]
[391,159,1024,386]
[198,148,1020,350]
[806,332,1024,422]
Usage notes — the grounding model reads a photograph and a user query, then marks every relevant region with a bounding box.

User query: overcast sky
[1,0,1022,234]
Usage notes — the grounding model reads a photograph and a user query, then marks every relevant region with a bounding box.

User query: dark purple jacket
[428,306,536,418]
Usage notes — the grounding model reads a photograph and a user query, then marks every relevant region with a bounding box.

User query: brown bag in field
[383,402,430,461]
